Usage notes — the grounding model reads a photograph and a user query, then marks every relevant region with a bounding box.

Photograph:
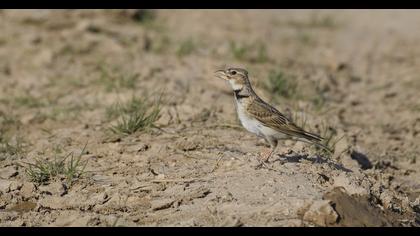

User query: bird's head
[214,68,250,91]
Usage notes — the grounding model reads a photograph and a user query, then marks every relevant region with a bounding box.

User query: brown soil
[0,10,419,226]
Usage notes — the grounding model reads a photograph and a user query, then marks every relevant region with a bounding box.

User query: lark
[215,67,330,163]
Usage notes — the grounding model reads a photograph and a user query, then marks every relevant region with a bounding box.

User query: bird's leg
[259,138,278,163]
[255,146,276,170]
[255,138,278,169]
[255,150,270,169]
[259,147,274,163]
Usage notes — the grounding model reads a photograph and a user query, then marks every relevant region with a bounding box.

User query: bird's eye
[231,71,237,75]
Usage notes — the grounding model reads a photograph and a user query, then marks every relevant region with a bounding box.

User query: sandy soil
[0,9,419,226]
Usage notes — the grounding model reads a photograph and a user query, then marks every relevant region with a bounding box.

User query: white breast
[235,101,264,137]
[235,100,286,140]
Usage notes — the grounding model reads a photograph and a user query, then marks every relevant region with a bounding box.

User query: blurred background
[0,10,419,226]
[1,9,419,159]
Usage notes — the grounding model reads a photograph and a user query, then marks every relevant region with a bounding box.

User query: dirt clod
[302,200,339,226]
[0,9,419,226]
[324,187,396,226]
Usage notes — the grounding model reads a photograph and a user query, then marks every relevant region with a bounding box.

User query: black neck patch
[234,89,249,99]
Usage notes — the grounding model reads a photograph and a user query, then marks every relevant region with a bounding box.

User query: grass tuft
[131,10,156,24]
[97,65,139,92]
[108,95,162,136]
[255,42,269,63]
[0,111,21,133]
[313,122,345,158]
[296,31,317,46]
[176,38,196,57]
[287,14,338,29]
[229,41,269,63]
[230,41,248,61]
[25,144,88,186]
[14,95,45,108]
[0,135,26,160]
[264,69,298,100]
[145,34,171,53]
[309,15,337,28]
[289,109,344,159]
[310,81,328,111]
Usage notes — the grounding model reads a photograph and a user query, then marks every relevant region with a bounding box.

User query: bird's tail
[284,124,333,154]
[311,140,333,154]
[298,131,333,154]
[301,130,322,142]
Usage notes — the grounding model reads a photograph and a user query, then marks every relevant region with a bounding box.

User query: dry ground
[0,10,419,226]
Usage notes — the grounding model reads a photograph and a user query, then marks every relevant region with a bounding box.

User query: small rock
[92,175,113,186]
[111,217,138,227]
[156,174,165,180]
[303,200,338,226]
[0,196,8,208]
[97,192,109,204]
[54,214,91,227]
[98,193,126,211]
[175,137,200,151]
[317,173,331,185]
[9,181,23,191]
[341,153,360,172]
[8,201,37,213]
[10,218,25,226]
[379,190,394,209]
[87,192,109,206]
[155,111,171,126]
[379,189,404,212]
[20,113,38,125]
[220,215,243,227]
[0,166,18,179]
[324,187,393,226]
[125,196,151,210]
[332,172,369,196]
[0,179,13,193]
[38,181,67,196]
[38,196,66,210]
[151,199,174,211]
[129,182,154,191]
[126,143,150,153]
[20,182,36,199]
[410,197,420,213]
[183,186,211,201]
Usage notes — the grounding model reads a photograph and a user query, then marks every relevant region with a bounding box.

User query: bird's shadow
[272,153,353,173]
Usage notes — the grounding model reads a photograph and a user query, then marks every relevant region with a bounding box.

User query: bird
[214,67,331,163]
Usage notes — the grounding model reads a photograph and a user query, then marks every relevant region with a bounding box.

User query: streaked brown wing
[246,98,309,138]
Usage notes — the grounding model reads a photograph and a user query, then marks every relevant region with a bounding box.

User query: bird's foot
[261,148,276,162]
[254,158,270,169]
[254,149,273,169]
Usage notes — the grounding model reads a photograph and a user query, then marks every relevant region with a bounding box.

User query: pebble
[38,181,67,196]
[303,200,338,226]
[151,199,174,211]
[20,182,36,199]
[0,179,13,193]
[0,166,18,179]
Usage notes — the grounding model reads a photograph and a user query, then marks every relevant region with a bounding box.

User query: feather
[246,97,323,142]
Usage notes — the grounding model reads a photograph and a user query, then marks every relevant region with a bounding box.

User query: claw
[254,158,269,169]
[259,148,275,163]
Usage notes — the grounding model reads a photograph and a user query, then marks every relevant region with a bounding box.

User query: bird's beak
[214,70,228,80]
